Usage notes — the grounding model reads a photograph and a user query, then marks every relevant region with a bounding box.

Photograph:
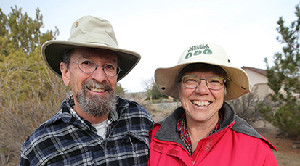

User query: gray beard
[75,80,116,117]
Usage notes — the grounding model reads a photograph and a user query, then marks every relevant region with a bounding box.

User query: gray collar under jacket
[154,102,262,148]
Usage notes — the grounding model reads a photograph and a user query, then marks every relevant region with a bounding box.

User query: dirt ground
[260,131,300,166]
[149,108,300,166]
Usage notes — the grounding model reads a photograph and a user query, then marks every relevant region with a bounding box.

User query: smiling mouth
[191,100,211,107]
[83,79,113,94]
[86,86,106,93]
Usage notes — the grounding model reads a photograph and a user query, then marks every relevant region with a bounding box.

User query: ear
[60,62,70,86]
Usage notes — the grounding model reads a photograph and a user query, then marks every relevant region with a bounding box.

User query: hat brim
[155,61,250,101]
[42,40,141,81]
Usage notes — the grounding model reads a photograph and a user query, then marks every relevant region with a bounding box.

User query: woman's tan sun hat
[41,15,141,81]
[155,43,250,101]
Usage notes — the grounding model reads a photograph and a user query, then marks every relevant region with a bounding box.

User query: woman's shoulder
[231,115,276,150]
[232,115,261,138]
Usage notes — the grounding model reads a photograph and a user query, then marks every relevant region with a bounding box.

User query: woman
[149,43,278,166]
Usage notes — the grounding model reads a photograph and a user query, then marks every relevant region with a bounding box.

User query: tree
[151,83,167,99]
[115,83,126,97]
[0,6,59,102]
[0,6,61,165]
[144,77,167,100]
[260,3,300,137]
[228,90,261,123]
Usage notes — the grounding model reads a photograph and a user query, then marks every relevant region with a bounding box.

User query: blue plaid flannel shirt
[19,96,153,166]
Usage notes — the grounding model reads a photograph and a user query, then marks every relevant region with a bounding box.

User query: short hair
[62,49,74,69]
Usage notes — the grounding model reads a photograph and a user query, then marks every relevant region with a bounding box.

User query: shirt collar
[176,110,224,154]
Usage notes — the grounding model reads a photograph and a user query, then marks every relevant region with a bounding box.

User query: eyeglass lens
[76,59,119,77]
[182,75,225,90]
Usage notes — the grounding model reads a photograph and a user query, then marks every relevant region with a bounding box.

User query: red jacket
[149,103,278,166]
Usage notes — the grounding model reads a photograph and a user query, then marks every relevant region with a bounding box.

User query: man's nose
[91,66,107,82]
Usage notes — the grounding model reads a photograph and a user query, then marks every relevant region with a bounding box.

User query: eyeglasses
[181,75,226,90]
[73,58,121,77]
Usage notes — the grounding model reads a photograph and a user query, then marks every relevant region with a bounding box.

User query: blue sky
[1,0,299,92]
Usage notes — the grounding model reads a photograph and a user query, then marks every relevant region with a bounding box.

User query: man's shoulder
[20,121,59,161]
[117,97,147,113]
[117,96,140,106]
[20,104,76,149]
[22,112,63,144]
[116,96,154,123]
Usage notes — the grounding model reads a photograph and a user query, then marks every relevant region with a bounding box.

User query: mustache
[83,79,113,92]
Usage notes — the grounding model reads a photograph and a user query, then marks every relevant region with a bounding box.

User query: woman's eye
[211,80,220,83]
[185,79,197,83]
[209,78,223,84]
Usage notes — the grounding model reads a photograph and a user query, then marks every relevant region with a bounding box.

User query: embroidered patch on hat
[75,21,79,28]
[185,44,212,59]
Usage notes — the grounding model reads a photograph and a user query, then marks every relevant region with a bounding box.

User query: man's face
[60,48,118,117]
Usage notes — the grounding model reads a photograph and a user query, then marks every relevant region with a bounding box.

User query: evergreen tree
[0,6,59,102]
[0,6,62,165]
[151,83,167,99]
[115,83,126,97]
[145,80,167,100]
[260,3,300,137]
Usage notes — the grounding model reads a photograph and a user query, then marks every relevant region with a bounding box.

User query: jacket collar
[154,102,276,150]
[154,102,236,146]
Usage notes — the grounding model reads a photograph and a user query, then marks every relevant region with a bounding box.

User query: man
[19,16,153,166]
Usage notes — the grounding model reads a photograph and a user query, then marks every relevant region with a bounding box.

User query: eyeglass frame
[181,75,227,90]
[73,58,121,77]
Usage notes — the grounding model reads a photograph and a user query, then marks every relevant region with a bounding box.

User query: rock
[291,144,299,149]
[252,120,265,128]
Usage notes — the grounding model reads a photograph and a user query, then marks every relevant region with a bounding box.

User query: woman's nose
[194,80,209,94]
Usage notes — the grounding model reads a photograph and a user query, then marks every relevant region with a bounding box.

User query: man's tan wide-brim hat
[42,16,141,81]
[155,43,250,101]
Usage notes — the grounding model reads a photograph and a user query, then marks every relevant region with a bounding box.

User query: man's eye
[105,64,116,70]
[81,60,94,67]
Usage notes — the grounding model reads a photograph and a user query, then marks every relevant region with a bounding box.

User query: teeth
[89,87,105,92]
[192,101,210,107]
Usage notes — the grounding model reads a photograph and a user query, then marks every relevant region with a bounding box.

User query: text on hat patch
[185,44,212,59]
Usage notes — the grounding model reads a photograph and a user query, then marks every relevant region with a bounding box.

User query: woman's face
[179,70,225,124]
